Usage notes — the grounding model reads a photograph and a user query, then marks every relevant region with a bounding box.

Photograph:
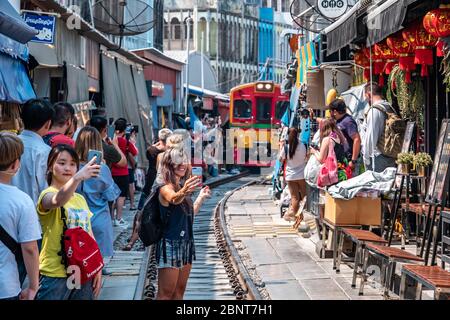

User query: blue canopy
[0,52,36,103]
[0,1,37,45]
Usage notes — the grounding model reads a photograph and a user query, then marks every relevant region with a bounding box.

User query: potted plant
[396,152,414,174]
[414,152,432,177]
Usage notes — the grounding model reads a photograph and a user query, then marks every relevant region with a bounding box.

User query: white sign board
[318,0,348,19]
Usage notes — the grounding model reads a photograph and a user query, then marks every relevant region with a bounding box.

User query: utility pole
[184,14,193,116]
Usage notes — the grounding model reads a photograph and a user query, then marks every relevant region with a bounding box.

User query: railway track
[135,172,263,300]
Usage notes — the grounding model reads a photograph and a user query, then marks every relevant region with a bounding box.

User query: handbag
[60,207,104,285]
[317,137,339,188]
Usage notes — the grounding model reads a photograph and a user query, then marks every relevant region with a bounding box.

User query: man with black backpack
[362,83,406,172]
[0,133,41,300]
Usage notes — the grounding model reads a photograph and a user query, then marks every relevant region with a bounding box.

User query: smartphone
[87,149,103,165]
[133,125,139,134]
[191,167,203,187]
[107,125,115,139]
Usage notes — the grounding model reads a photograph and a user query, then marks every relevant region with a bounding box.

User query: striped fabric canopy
[296,41,318,87]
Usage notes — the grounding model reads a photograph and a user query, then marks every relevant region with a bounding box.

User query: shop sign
[23,13,56,44]
[318,0,348,19]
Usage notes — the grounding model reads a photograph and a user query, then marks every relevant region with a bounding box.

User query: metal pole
[184,14,192,116]
[201,31,205,92]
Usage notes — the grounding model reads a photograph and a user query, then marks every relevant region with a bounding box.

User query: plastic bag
[305,155,321,187]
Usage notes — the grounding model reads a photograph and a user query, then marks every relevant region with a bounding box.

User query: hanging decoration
[374,41,399,76]
[423,6,450,57]
[354,49,370,82]
[364,46,386,86]
[387,33,415,83]
[402,21,438,77]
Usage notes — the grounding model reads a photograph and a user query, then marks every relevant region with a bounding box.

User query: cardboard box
[324,193,381,226]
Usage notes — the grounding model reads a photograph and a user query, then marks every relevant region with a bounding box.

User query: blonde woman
[156,148,211,300]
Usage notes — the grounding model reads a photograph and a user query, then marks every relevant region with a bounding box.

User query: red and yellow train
[229,81,289,166]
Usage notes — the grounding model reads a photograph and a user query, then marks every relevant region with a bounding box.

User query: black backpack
[138,185,171,247]
[0,225,27,285]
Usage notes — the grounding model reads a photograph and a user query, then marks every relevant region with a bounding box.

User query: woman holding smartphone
[156,148,211,300]
[74,127,121,272]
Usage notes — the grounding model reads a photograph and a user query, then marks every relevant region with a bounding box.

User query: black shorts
[128,168,135,184]
[113,175,129,197]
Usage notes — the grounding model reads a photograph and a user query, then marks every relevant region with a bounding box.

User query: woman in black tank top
[156,148,211,300]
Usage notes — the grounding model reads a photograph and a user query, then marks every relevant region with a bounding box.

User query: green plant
[386,65,425,130]
[396,152,415,165]
[414,152,433,167]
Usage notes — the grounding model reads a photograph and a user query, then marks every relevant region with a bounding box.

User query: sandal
[293,213,304,230]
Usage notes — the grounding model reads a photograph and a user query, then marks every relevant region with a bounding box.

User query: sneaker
[113,219,119,227]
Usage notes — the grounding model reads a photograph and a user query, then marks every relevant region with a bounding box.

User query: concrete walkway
[225,184,385,300]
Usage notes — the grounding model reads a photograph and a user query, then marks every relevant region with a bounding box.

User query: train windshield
[256,98,272,122]
[275,101,289,120]
[233,100,252,118]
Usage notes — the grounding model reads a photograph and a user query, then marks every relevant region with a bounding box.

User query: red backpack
[60,208,104,285]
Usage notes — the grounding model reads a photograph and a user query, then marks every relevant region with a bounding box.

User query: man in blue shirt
[328,99,362,175]
[11,99,54,204]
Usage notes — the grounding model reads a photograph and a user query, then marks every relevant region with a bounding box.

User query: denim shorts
[36,275,94,300]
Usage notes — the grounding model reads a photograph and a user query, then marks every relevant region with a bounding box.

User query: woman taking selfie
[156,148,211,300]
[36,145,102,300]
[75,127,121,274]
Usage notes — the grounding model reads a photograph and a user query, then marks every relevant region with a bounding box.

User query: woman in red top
[111,118,138,226]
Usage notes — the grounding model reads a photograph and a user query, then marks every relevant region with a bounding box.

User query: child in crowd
[36,145,102,300]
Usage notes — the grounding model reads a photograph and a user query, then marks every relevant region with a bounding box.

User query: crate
[324,193,382,226]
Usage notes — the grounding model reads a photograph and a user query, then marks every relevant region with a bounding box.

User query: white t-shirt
[0,183,41,299]
[280,143,307,181]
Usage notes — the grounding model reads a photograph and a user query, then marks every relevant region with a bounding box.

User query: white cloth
[11,130,51,203]
[327,167,396,199]
[0,183,41,299]
[279,143,307,181]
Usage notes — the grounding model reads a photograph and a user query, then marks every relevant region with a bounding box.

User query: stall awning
[322,2,361,56]
[366,0,418,47]
[184,84,230,101]
[0,52,36,103]
[28,42,59,67]
[66,65,89,105]
[0,1,38,44]
[296,41,318,86]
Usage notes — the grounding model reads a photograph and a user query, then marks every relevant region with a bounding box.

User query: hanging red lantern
[402,21,437,77]
[386,33,415,83]
[363,46,386,86]
[374,41,398,75]
[423,6,450,57]
[354,49,370,82]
